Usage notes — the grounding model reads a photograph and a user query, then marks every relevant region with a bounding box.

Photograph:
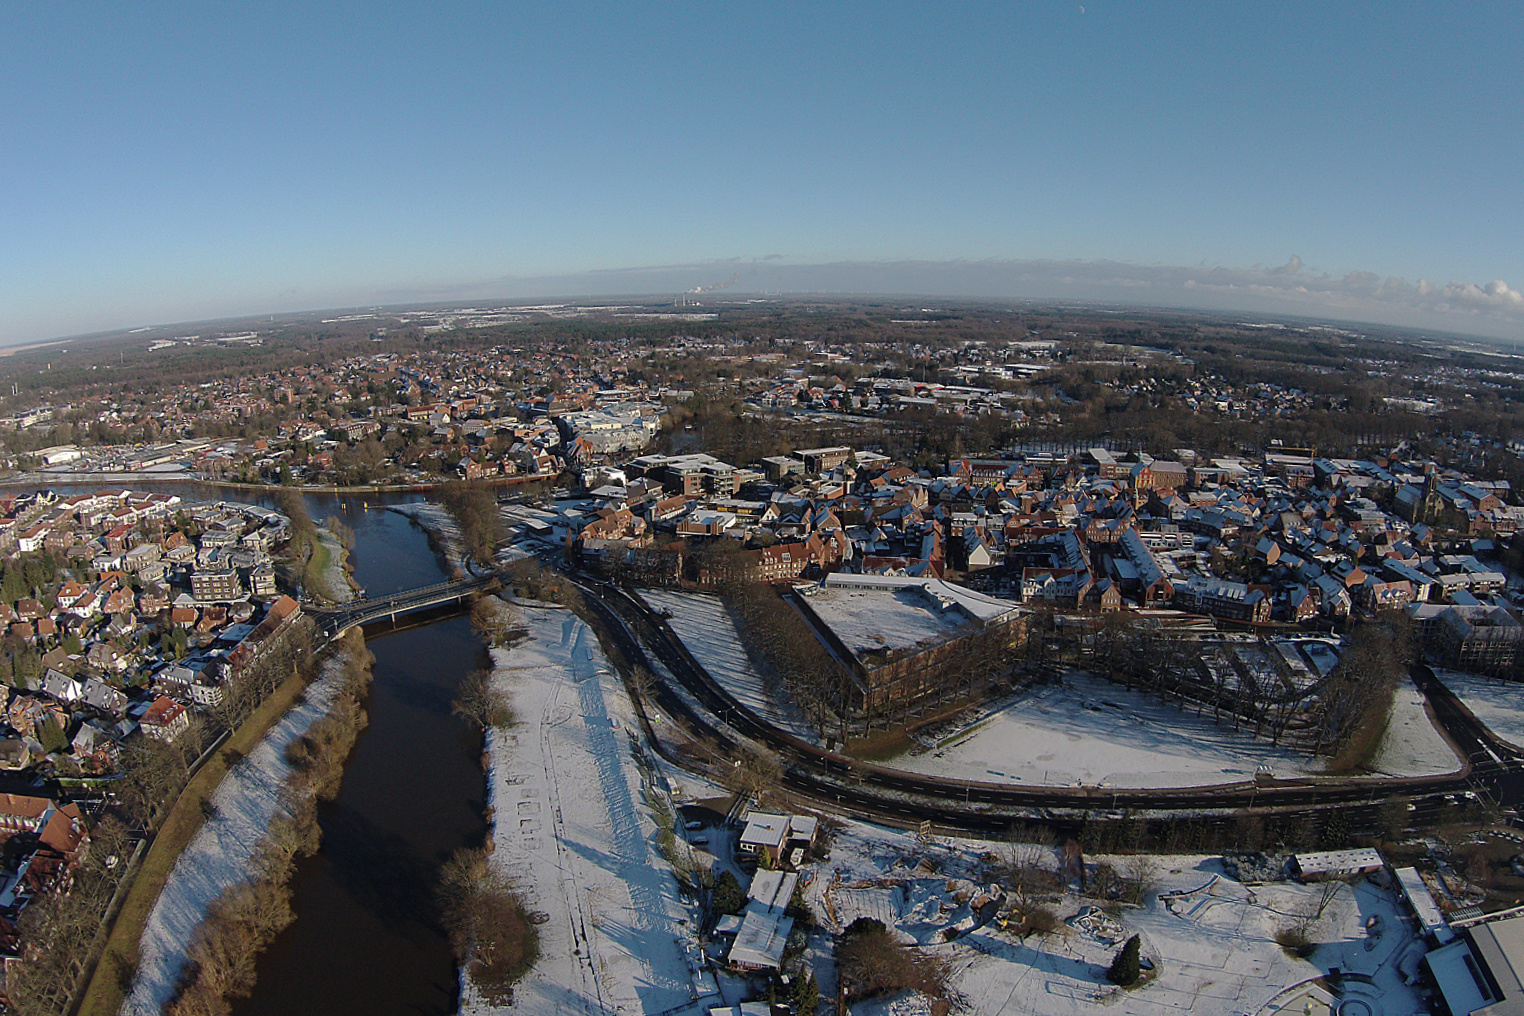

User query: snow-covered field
[889,672,1319,788]
[121,657,350,1016]
[885,670,1460,788]
[806,821,1426,1016]
[638,589,822,745]
[466,605,702,1014]
[1436,668,1524,749]
[1367,675,1464,777]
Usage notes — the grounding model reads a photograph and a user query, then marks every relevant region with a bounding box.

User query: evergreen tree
[712,870,746,915]
[792,971,820,1014]
[1106,934,1142,986]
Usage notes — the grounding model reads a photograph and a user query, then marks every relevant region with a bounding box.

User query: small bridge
[307,574,498,640]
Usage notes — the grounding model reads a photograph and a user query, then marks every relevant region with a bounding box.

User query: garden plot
[1435,668,1524,749]
[638,589,822,745]
[888,671,1318,788]
[946,869,1424,1016]
[467,607,700,1015]
[1365,675,1464,777]
[805,819,1426,1016]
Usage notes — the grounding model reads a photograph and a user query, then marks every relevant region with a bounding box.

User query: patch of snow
[1435,668,1524,750]
[1366,675,1464,777]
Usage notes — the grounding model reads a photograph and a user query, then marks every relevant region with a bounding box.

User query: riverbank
[112,634,371,1016]
[387,502,466,568]
[2,470,552,494]
[311,527,359,604]
[465,603,699,1013]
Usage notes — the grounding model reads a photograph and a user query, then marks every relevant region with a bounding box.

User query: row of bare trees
[167,632,375,1015]
[724,585,851,740]
[1079,613,1319,749]
[1319,611,1414,771]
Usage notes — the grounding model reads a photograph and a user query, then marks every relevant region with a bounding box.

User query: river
[231,496,488,1015]
[13,483,494,1011]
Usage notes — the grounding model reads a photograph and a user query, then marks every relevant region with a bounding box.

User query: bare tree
[726,744,785,801]
[452,669,515,729]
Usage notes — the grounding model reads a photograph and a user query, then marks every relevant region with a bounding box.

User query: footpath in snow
[467,605,700,1015]
[638,589,822,745]
[120,657,350,1015]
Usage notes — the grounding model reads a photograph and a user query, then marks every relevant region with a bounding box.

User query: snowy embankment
[313,528,357,604]
[1366,674,1465,777]
[1435,668,1524,750]
[120,656,351,1016]
[465,605,701,1014]
[387,501,533,573]
[638,588,823,745]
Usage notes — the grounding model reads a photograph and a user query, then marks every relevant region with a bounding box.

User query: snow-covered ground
[884,670,1461,788]
[805,820,1426,1016]
[121,657,350,1015]
[1435,668,1524,749]
[638,589,822,745]
[466,605,703,1014]
[1366,675,1464,777]
[888,672,1319,788]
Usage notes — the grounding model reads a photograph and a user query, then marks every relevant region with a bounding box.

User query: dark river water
[9,482,491,1011]
[233,496,487,1016]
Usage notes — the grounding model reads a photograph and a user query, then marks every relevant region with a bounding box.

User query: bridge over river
[302,573,498,639]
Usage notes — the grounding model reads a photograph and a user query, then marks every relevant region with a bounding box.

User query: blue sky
[3,2,1522,344]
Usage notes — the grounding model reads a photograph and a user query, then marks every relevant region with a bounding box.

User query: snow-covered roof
[747,870,798,910]
[739,812,790,851]
[819,572,1018,624]
[1395,866,1453,942]
[1291,848,1383,877]
[727,903,793,970]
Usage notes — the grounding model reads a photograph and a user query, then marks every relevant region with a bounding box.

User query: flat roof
[739,812,790,850]
[1395,866,1454,942]
[1426,939,1495,1016]
[1470,915,1524,1015]
[1293,848,1384,874]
